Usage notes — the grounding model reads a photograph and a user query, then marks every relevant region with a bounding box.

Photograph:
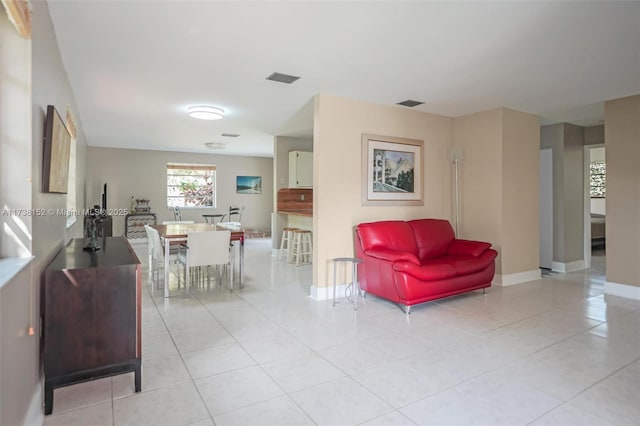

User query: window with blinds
[166,163,216,208]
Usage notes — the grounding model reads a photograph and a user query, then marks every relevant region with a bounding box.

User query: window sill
[66,217,77,229]
[0,257,34,290]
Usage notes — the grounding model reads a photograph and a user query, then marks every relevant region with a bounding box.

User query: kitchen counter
[277,188,312,216]
[278,210,312,217]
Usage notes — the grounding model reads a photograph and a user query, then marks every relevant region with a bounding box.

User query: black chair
[172,206,182,221]
[228,206,243,223]
[202,214,226,224]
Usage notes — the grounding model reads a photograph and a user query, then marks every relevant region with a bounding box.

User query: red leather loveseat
[355,219,498,313]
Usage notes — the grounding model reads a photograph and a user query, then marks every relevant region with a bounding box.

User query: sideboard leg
[134,361,142,392]
[44,382,54,415]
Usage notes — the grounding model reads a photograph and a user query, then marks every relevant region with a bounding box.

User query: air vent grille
[221,133,240,138]
[396,100,424,107]
[266,72,301,84]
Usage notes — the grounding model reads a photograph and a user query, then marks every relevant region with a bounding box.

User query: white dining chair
[178,230,233,291]
[144,225,178,291]
[161,221,195,255]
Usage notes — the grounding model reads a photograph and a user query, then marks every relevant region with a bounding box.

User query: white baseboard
[551,260,586,273]
[493,269,541,286]
[605,281,640,301]
[24,378,43,426]
[310,284,349,301]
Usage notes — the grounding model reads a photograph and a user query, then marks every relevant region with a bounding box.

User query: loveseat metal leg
[403,305,411,315]
[483,288,486,295]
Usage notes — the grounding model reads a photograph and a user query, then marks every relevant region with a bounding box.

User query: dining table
[151,222,245,298]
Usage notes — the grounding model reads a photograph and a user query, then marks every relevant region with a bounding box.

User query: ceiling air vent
[266,72,301,84]
[221,133,240,138]
[396,100,424,107]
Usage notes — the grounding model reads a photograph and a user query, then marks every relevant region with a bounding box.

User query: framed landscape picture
[361,134,423,206]
[236,176,262,194]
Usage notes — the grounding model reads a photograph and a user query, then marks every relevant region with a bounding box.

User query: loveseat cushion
[393,260,457,281]
[408,219,455,261]
[365,248,420,265]
[393,249,497,281]
[358,221,418,255]
[448,239,491,257]
[443,250,497,275]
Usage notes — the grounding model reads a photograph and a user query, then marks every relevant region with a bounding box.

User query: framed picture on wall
[43,105,71,194]
[236,176,262,194]
[361,134,424,206]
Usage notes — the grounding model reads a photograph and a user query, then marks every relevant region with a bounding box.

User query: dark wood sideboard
[43,237,142,415]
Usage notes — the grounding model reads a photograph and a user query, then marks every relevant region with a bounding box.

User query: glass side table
[331,257,363,310]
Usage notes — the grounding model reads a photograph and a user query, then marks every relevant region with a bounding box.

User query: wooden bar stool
[279,227,298,260]
[291,229,312,266]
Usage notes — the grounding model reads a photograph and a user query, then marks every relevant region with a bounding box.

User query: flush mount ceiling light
[188,105,224,120]
[204,142,226,150]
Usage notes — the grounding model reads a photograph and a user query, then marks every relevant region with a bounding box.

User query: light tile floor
[43,242,640,425]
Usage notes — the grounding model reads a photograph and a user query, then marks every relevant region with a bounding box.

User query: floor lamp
[450,148,463,237]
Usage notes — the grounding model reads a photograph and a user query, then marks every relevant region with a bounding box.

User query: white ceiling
[47,1,640,158]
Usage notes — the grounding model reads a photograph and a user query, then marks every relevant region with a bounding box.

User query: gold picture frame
[361,134,424,206]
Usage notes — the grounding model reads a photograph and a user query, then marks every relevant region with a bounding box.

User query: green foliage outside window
[590,161,606,197]
[167,163,216,207]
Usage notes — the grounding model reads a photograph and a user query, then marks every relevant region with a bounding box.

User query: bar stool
[332,257,363,310]
[290,229,312,266]
[279,227,298,260]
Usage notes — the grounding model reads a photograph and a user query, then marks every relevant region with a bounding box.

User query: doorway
[585,145,606,276]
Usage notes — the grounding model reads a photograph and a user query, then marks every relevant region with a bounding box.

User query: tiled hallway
[43,240,640,425]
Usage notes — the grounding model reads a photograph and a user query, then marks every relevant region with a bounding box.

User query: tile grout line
[144,271,215,425]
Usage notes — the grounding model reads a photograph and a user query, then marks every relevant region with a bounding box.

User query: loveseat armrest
[365,248,420,265]
[448,239,492,257]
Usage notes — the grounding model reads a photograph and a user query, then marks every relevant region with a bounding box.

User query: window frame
[166,162,217,209]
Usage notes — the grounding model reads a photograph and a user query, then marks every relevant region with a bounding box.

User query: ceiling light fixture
[188,105,224,120]
[204,142,226,150]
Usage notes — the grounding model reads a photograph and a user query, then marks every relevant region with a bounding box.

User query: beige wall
[1,1,90,424]
[0,5,32,258]
[605,94,640,288]
[0,7,34,426]
[562,124,585,263]
[453,108,540,278]
[452,109,503,272]
[501,109,540,275]
[541,124,565,263]
[87,147,274,236]
[540,123,585,267]
[585,124,605,145]
[313,94,453,290]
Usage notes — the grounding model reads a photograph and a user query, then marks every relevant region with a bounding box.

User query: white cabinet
[289,151,313,188]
